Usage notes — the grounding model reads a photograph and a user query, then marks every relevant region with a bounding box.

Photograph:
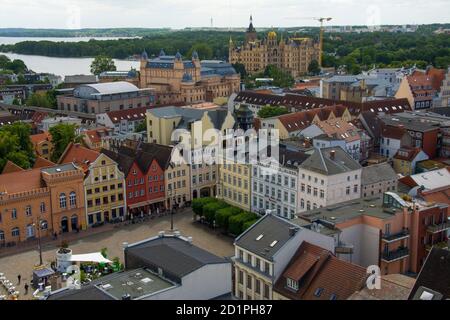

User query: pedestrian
[17,274,21,285]
[24,283,29,295]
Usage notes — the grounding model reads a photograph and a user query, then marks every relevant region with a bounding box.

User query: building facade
[140,50,240,105]
[218,162,252,212]
[57,81,156,114]
[229,16,319,78]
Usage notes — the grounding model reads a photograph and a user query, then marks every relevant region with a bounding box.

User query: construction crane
[315,17,332,68]
[287,16,332,68]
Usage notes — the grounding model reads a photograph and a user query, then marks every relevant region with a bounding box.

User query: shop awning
[69,252,112,264]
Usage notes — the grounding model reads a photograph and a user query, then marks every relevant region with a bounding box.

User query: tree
[0,122,34,160]
[90,55,117,76]
[308,60,320,75]
[232,63,247,78]
[134,121,147,133]
[257,105,289,119]
[49,123,79,162]
[0,130,31,172]
[187,42,213,60]
[26,92,53,108]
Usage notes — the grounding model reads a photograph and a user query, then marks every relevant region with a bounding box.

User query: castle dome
[268,31,277,40]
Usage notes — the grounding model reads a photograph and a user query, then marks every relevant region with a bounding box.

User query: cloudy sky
[0,0,449,29]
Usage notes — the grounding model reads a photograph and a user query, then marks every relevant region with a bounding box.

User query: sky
[0,0,449,29]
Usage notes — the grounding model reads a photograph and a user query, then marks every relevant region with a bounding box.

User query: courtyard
[0,208,235,300]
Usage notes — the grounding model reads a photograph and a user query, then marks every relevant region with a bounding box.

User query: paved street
[0,208,235,300]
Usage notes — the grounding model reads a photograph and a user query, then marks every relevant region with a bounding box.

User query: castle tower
[245,15,257,44]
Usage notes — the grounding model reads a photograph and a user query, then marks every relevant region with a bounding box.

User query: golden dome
[268,31,277,39]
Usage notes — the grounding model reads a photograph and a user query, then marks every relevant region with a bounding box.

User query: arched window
[60,193,67,209]
[11,227,20,237]
[40,220,48,230]
[0,230,4,240]
[69,192,76,207]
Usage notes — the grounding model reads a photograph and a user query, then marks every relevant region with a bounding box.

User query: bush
[203,200,228,224]
[215,206,242,230]
[228,212,259,236]
[192,197,217,216]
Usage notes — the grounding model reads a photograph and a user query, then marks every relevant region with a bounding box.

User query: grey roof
[299,147,361,175]
[41,163,79,174]
[408,248,450,300]
[82,81,140,95]
[322,75,359,83]
[64,74,98,84]
[126,236,227,278]
[379,113,441,133]
[148,106,230,130]
[361,163,398,186]
[47,285,114,300]
[235,214,301,261]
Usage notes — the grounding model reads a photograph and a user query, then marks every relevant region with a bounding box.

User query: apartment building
[295,192,449,274]
[395,74,437,110]
[297,147,362,212]
[218,161,251,212]
[0,163,86,245]
[361,162,398,198]
[59,143,126,227]
[393,147,429,176]
[251,149,309,219]
[233,213,334,300]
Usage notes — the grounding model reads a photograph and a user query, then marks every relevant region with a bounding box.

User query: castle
[139,49,240,105]
[229,16,320,78]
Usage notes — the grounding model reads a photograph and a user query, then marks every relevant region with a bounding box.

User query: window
[26,205,32,216]
[255,279,261,294]
[247,275,252,289]
[264,284,270,299]
[118,183,123,189]
[11,227,20,237]
[40,220,48,230]
[0,230,4,241]
[59,193,67,209]
[314,288,324,297]
[346,186,350,195]
[287,278,299,291]
[69,192,76,207]
[238,270,244,285]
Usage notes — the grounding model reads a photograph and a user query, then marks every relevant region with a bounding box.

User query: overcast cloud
[0,0,448,29]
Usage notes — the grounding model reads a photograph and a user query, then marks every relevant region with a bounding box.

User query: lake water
[0,37,140,77]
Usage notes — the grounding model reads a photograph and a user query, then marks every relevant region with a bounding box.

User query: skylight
[270,240,278,247]
[256,234,264,241]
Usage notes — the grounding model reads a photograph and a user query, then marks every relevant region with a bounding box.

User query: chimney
[289,227,298,237]
[330,149,336,160]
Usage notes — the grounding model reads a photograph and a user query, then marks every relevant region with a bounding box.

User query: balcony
[335,242,354,254]
[427,221,450,234]
[381,247,409,263]
[381,230,410,243]
[425,241,449,252]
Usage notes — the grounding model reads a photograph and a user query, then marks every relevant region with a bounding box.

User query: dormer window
[287,278,299,291]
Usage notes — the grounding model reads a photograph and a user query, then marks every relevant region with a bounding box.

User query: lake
[0,37,140,77]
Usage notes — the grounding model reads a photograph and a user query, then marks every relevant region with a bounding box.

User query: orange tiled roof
[426,67,446,91]
[58,143,100,171]
[1,160,24,174]
[30,131,51,145]
[33,157,55,169]
[83,127,109,145]
[381,124,407,140]
[421,187,450,205]
[0,168,43,194]
[316,119,361,143]
[393,147,423,162]
[274,242,367,300]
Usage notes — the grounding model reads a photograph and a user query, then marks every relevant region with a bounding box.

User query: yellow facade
[165,162,191,208]
[229,19,319,78]
[146,108,236,147]
[84,153,126,225]
[393,158,414,176]
[218,162,251,211]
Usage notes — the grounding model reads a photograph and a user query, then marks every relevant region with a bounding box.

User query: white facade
[251,164,299,219]
[96,113,144,134]
[143,263,232,300]
[380,136,401,159]
[297,168,362,212]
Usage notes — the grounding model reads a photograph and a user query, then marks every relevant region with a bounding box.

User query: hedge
[215,206,242,230]
[192,197,217,216]
[229,212,259,236]
[203,200,228,223]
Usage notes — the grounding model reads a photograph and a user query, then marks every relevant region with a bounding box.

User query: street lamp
[33,219,44,266]
[169,188,177,231]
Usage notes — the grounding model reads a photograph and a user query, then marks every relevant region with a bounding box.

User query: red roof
[30,131,51,145]
[83,127,110,145]
[33,157,55,169]
[58,143,100,171]
[426,67,446,91]
[105,106,150,124]
[273,242,367,300]
[393,147,424,162]
[381,124,407,140]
